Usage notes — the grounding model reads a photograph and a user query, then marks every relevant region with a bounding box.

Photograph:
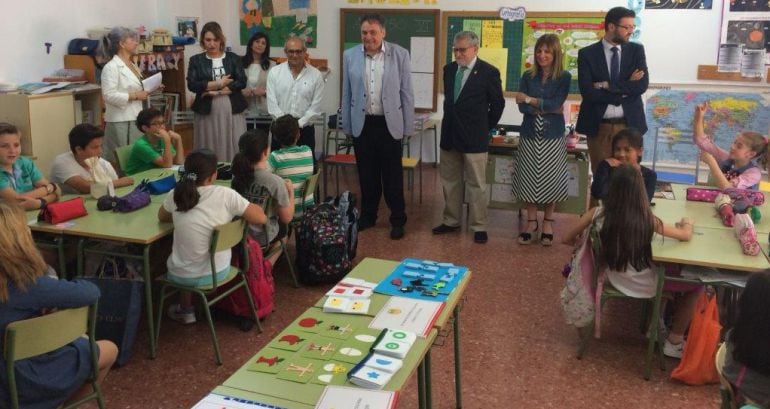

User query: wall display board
[442,11,604,96]
[340,8,440,112]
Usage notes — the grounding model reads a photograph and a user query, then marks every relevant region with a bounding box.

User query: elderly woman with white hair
[100,26,149,162]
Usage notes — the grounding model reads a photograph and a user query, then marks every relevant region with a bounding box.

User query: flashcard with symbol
[268,331,308,352]
[364,353,403,374]
[349,365,392,389]
[245,347,292,374]
[310,361,353,386]
[276,357,316,384]
[300,337,342,361]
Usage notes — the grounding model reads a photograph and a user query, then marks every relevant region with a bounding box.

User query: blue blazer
[341,42,415,139]
[517,71,571,139]
[575,40,649,136]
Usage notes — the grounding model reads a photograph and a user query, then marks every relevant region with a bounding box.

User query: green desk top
[27,169,174,244]
[652,227,769,273]
[312,257,472,330]
[222,309,437,406]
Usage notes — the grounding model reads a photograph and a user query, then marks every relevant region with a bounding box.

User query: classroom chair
[576,227,666,380]
[715,342,765,409]
[154,219,261,365]
[259,196,299,288]
[402,156,422,203]
[322,153,357,198]
[113,144,133,177]
[4,303,105,409]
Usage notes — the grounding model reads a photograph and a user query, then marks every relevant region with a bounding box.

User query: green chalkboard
[442,11,605,97]
[340,9,440,112]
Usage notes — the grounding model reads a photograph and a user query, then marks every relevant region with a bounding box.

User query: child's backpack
[295,191,359,284]
[560,224,600,330]
[215,235,274,327]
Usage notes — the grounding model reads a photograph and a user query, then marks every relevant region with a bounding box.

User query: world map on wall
[643,90,770,164]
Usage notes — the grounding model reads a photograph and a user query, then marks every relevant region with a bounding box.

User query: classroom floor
[96,165,720,408]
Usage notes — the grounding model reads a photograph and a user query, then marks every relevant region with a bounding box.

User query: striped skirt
[513,135,569,204]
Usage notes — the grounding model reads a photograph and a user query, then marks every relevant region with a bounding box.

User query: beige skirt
[193,95,246,162]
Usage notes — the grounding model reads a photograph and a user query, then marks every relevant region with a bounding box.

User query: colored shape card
[349,365,393,390]
[300,337,343,361]
[365,353,404,374]
[276,357,317,384]
[323,296,371,314]
[319,321,357,340]
[325,283,374,299]
[192,393,288,409]
[332,344,368,364]
[314,386,398,409]
[368,296,445,338]
[373,258,468,302]
[245,348,293,374]
[293,311,327,334]
[310,361,354,386]
[268,331,310,352]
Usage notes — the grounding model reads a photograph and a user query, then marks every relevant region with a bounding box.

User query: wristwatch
[39,198,47,209]
[524,97,532,104]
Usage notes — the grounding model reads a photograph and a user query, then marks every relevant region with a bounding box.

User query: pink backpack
[216,235,275,321]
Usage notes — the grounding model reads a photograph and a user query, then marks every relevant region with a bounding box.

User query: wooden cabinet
[0,89,102,171]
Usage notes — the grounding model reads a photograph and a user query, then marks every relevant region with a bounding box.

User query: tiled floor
[97,165,720,408]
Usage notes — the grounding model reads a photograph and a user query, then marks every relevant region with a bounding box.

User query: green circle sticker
[393,332,406,339]
[385,342,399,350]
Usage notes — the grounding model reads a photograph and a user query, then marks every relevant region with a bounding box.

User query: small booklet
[349,365,393,389]
[368,296,444,337]
[322,296,370,314]
[191,393,286,409]
[314,386,398,409]
[372,329,417,359]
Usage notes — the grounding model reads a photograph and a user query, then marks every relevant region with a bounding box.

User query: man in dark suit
[432,31,505,244]
[576,6,649,173]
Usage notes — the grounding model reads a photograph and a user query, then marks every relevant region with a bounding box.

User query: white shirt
[457,56,477,95]
[49,152,119,195]
[209,55,226,80]
[163,185,249,280]
[266,62,325,127]
[101,55,144,122]
[364,42,386,115]
[601,39,624,119]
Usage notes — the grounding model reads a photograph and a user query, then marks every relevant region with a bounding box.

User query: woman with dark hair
[158,149,266,324]
[721,271,770,407]
[513,34,571,246]
[100,26,148,161]
[187,22,248,162]
[242,32,276,119]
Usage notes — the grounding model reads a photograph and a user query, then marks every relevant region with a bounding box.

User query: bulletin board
[442,11,605,97]
[340,9,440,112]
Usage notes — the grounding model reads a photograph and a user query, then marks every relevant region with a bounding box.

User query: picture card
[368,296,445,337]
[314,386,398,409]
[300,337,343,361]
[245,347,292,374]
[192,393,288,409]
[267,330,310,352]
[276,357,317,384]
[309,361,354,386]
[323,296,371,315]
[349,365,393,389]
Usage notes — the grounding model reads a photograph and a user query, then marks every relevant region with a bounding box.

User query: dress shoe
[432,224,460,235]
[474,231,488,244]
[390,226,405,240]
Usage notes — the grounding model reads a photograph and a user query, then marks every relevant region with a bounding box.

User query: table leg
[417,358,427,409]
[425,349,432,409]
[453,305,462,409]
[142,244,157,358]
[432,127,438,167]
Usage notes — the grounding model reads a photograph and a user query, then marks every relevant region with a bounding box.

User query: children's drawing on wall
[240,0,318,48]
[346,0,438,4]
[176,17,199,38]
[730,0,770,12]
[645,0,712,9]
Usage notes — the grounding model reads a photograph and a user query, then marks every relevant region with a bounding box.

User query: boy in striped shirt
[269,115,314,217]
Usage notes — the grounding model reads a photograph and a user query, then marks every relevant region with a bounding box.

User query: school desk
[651,227,769,273]
[27,168,175,358]
[219,309,438,409]
[312,257,471,409]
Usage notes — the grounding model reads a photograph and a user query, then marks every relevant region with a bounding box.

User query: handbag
[37,197,88,224]
[114,188,151,213]
[67,38,100,55]
[671,292,722,385]
[82,255,143,365]
[144,174,177,195]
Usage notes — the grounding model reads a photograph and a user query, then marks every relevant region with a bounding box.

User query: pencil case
[38,197,88,224]
[686,187,765,206]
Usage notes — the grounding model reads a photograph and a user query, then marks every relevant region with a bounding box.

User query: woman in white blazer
[100,27,148,162]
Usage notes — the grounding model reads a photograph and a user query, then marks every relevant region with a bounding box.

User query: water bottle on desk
[565,124,578,149]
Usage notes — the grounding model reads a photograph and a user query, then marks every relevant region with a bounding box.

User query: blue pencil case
[143,174,177,195]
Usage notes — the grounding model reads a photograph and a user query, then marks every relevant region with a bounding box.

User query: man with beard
[576,6,649,173]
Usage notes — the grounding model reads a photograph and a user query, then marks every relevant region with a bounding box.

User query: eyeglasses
[150,121,166,126]
[285,49,305,55]
[616,24,636,32]
[452,46,475,53]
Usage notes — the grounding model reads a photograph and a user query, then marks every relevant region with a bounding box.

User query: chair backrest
[114,144,133,175]
[715,343,738,409]
[208,219,247,289]
[301,173,319,211]
[5,304,98,408]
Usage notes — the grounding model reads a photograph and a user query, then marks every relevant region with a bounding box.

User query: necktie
[453,66,467,102]
[610,46,619,85]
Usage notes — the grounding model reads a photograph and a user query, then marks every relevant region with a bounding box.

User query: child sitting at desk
[158,149,266,324]
[268,115,314,218]
[564,165,701,358]
[231,129,294,262]
[0,200,117,408]
[124,108,185,175]
[719,271,770,407]
[591,128,657,202]
[693,103,766,190]
[50,123,135,194]
[0,122,60,210]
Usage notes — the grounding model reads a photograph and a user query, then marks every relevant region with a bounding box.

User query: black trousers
[352,115,406,227]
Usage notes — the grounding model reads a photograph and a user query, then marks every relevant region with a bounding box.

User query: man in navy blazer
[576,6,649,172]
[342,13,414,240]
[432,31,504,244]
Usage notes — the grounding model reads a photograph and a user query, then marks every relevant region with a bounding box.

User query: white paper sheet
[191,393,285,409]
[142,72,163,93]
[314,386,397,409]
[566,162,579,197]
[411,72,433,110]
[368,296,444,337]
[410,37,435,73]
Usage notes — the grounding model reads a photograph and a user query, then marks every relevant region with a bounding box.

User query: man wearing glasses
[342,13,414,240]
[432,31,504,244]
[267,36,325,158]
[576,6,649,173]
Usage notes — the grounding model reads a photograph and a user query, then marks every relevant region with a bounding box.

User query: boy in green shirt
[124,108,185,175]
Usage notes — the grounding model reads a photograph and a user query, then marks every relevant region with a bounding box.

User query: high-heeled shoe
[541,218,555,246]
[517,219,538,245]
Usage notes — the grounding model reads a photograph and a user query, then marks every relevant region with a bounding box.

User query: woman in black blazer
[187,21,248,162]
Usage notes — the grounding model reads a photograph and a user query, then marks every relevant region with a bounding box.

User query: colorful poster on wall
[520,17,605,80]
[346,0,438,4]
[720,0,770,64]
[239,0,318,48]
[644,0,712,9]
